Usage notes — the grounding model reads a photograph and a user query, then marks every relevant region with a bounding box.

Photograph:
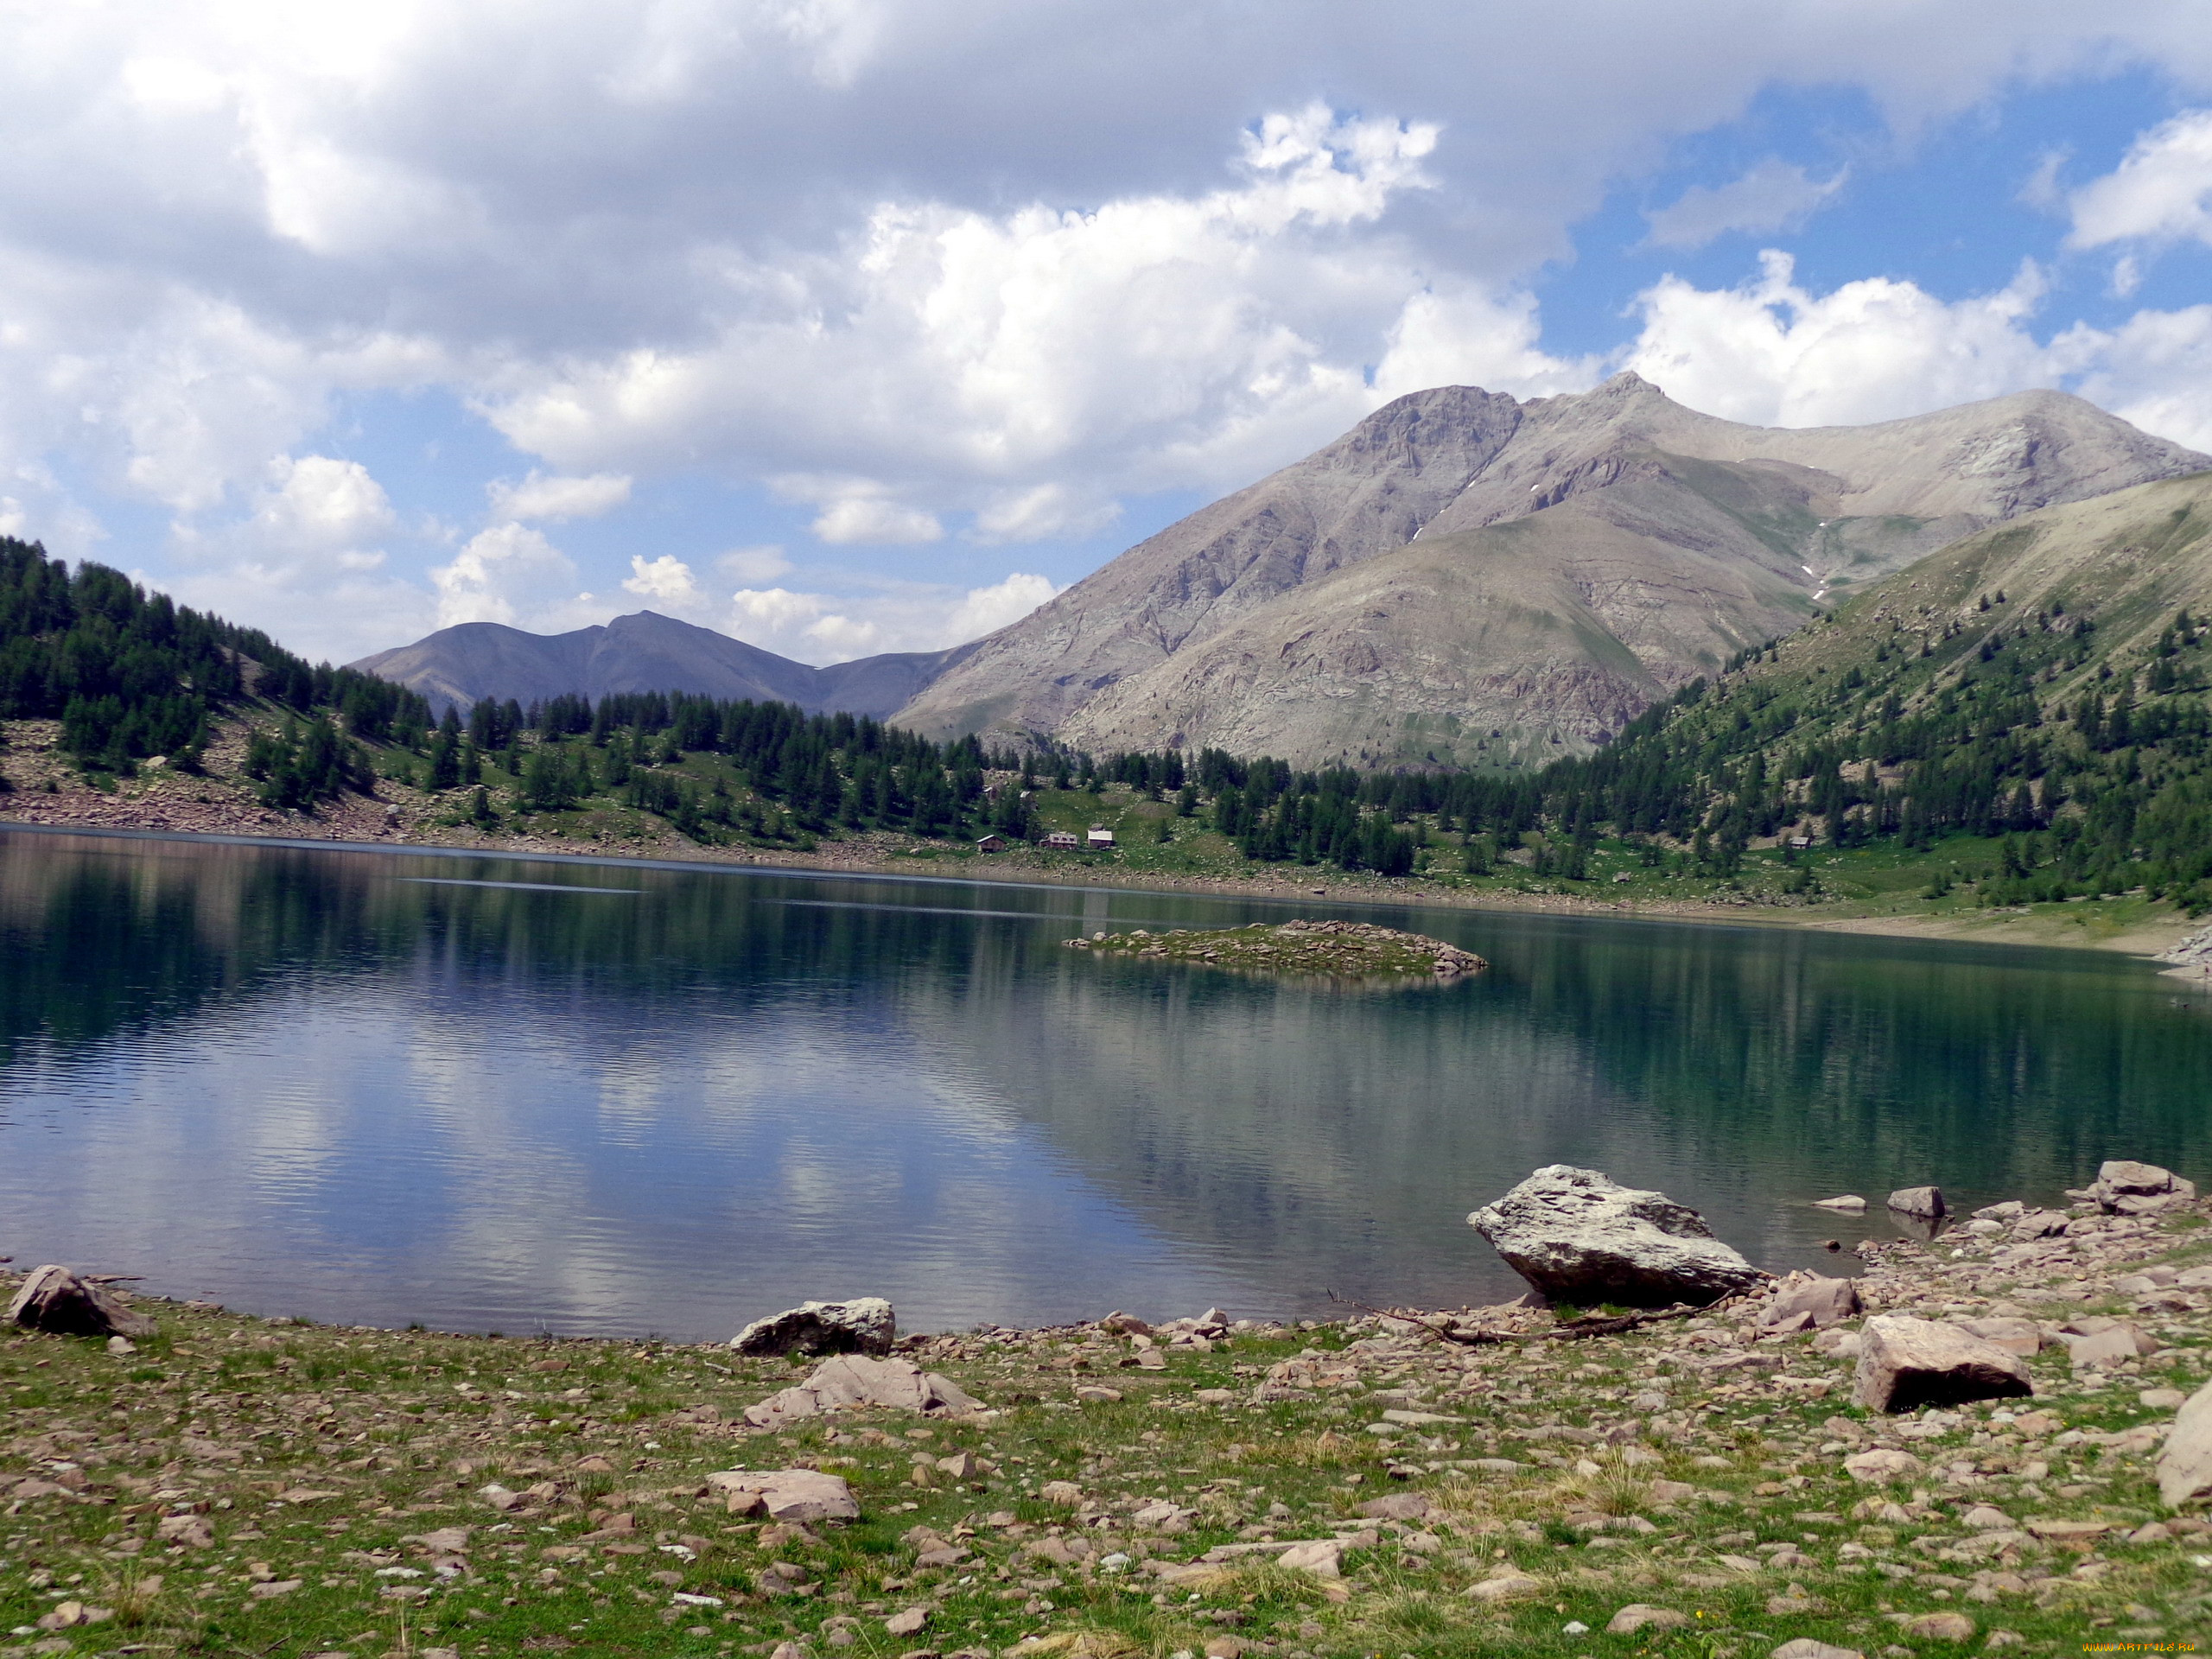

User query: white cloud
[429,522,579,628]
[1644,159,1847,249]
[620,551,705,608]
[2056,303,2212,452]
[1619,250,2056,428]
[810,494,945,546]
[716,543,793,582]
[971,484,1120,544]
[487,470,633,521]
[2067,109,2212,248]
[723,570,1062,663]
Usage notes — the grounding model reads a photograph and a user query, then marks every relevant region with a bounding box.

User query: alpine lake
[3,825,2208,1342]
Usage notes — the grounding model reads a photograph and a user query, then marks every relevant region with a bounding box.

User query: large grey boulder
[1759,1272,1863,1332]
[5,1266,156,1340]
[2090,1160,2196,1216]
[1885,1185,1945,1219]
[730,1297,895,1358]
[2157,1379,2212,1508]
[1852,1315,2031,1412]
[1467,1166,1770,1309]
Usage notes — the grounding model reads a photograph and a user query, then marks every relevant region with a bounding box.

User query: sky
[7,3,2212,667]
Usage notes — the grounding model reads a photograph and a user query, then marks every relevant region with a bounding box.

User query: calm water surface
[2,827,2207,1339]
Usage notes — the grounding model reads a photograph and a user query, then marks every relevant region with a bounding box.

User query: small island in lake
[1065,918,1487,977]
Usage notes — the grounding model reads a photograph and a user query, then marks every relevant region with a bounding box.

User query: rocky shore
[7,1159,2211,1657]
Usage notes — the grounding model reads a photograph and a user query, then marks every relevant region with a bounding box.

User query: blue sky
[4,3,2212,665]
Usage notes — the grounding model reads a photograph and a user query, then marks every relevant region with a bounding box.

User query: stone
[2090,1160,2196,1215]
[5,1265,156,1339]
[1842,1448,1922,1483]
[1813,1196,1868,1211]
[2176,1267,2212,1289]
[731,1299,896,1358]
[1606,1605,1689,1635]
[2011,1209,2069,1238]
[1952,1317,2040,1356]
[885,1608,931,1637]
[1355,1493,1430,1520]
[1885,1185,1945,1218]
[1467,1568,1542,1603]
[1039,1481,1084,1507]
[744,1355,982,1427]
[2157,1378,2212,1508]
[1771,1643,1864,1659]
[1762,1272,1863,1330]
[1274,1541,1341,1578]
[2067,1324,2159,1370]
[1467,1166,1770,1308]
[705,1470,861,1523]
[1852,1316,2031,1413]
[2142,1388,2187,1409]
[1900,1611,1974,1641]
[155,1514,215,1548]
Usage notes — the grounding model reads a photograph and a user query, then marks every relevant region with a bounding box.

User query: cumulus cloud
[1644,159,1847,249]
[2067,109,2212,248]
[488,470,633,521]
[809,494,945,546]
[429,523,581,629]
[722,571,1062,663]
[1619,251,2056,427]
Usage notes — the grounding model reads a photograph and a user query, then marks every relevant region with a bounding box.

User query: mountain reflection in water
[1,827,2205,1339]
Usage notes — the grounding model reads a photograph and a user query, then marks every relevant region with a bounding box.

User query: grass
[6,1207,2210,1656]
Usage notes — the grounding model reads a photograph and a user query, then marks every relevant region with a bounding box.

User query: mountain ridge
[348,609,973,721]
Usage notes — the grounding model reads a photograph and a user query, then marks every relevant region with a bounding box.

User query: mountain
[349,610,973,720]
[1519,467,2212,906]
[892,374,2209,763]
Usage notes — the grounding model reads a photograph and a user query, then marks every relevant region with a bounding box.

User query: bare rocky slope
[351,609,972,719]
[893,375,2208,765]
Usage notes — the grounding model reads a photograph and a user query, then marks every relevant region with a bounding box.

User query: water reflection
[0,827,2204,1339]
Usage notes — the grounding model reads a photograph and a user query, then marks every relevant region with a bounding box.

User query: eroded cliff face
[893,375,2208,765]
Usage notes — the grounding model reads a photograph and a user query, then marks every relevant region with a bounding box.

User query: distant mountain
[349,610,973,720]
[892,374,2209,764]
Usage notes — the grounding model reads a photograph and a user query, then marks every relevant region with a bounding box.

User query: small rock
[1762,1272,1863,1330]
[1852,1316,2031,1413]
[155,1513,215,1548]
[2141,1388,2187,1409]
[2067,1324,2159,1370]
[1468,1165,1770,1308]
[1885,1185,1946,1219]
[1467,1568,1542,1602]
[1770,1643,1864,1659]
[730,1298,897,1358]
[1841,1448,1923,1484]
[1952,1318,2040,1357]
[5,1265,157,1339]
[885,1607,931,1637]
[744,1354,983,1427]
[1275,1541,1340,1578]
[1039,1480,1084,1507]
[1812,1196,1868,1212]
[1606,1604,1689,1635]
[1900,1611,1974,1641]
[705,1470,861,1523]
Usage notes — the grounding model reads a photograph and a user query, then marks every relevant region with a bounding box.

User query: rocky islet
[1063,920,1486,980]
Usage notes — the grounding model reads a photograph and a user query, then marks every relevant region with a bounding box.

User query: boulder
[730,1298,895,1358]
[1466,1568,1542,1603]
[1760,1272,1862,1331]
[1466,1166,1769,1308]
[1840,1448,1922,1483]
[706,1469,860,1523]
[1770,1643,1864,1659]
[2157,1379,2212,1508]
[1885,1185,1945,1218]
[1606,1605,1689,1635]
[1953,1317,2042,1357]
[2090,1160,2196,1216]
[742,1355,982,1428]
[1852,1315,2031,1412]
[5,1266,156,1339]
[1811,1195,1866,1211]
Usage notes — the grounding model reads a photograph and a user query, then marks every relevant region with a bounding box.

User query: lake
[2,826,2206,1341]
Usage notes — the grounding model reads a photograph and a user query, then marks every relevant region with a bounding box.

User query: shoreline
[3,1173,2208,1656]
[5,811,2202,965]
